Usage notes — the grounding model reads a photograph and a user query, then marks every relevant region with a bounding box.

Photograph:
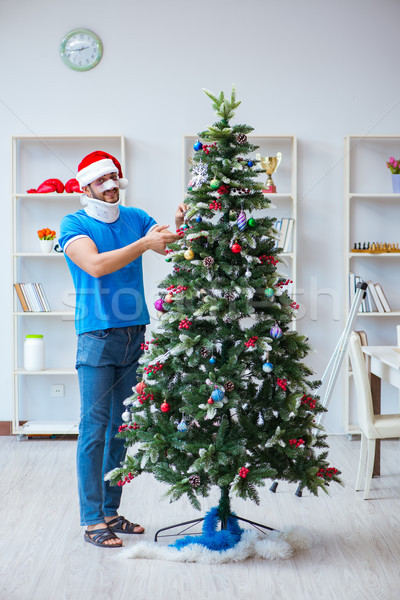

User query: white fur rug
[120,528,308,564]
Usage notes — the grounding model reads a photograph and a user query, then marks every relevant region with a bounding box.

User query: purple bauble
[154,299,164,312]
[270,324,282,339]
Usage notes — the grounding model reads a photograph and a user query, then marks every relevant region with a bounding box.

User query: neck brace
[80,194,120,223]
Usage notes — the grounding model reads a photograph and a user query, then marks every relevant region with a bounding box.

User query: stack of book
[349,273,391,313]
[274,218,294,253]
[14,283,51,312]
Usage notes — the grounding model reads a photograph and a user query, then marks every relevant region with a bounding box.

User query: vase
[39,239,54,253]
[392,173,400,193]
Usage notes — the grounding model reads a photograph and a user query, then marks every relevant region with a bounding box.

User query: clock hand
[70,46,90,52]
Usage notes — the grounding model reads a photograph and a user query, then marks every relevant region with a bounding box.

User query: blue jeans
[76,325,145,526]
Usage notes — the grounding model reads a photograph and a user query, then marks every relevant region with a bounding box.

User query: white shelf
[356,311,400,317]
[349,193,400,199]
[349,253,400,259]
[11,135,125,436]
[15,368,77,375]
[14,421,79,435]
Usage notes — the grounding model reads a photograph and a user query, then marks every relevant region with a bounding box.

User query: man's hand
[175,203,188,229]
[146,225,181,255]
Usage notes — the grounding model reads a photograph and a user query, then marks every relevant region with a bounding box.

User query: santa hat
[76,151,128,189]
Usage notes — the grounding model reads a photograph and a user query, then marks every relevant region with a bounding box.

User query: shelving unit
[343,134,400,434]
[182,135,298,326]
[11,135,126,436]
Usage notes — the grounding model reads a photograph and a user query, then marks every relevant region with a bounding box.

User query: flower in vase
[386,157,400,174]
[37,228,56,240]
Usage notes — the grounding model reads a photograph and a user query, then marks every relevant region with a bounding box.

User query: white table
[361,346,400,475]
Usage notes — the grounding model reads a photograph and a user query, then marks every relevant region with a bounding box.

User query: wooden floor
[1,435,400,600]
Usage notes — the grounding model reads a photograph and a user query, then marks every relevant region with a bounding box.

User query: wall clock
[60,29,103,71]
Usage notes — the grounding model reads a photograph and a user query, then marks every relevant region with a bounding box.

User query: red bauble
[231,243,242,254]
[160,402,171,412]
[135,381,146,394]
[165,294,174,303]
[207,398,214,404]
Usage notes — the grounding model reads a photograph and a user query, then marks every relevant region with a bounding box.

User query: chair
[348,332,400,499]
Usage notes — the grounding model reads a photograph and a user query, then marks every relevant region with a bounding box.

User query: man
[59,151,184,548]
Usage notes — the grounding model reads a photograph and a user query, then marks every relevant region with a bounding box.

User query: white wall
[2,0,400,432]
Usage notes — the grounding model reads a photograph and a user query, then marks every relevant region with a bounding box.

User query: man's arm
[65,225,179,278]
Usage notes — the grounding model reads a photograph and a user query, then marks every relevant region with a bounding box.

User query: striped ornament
[237,211,247,231]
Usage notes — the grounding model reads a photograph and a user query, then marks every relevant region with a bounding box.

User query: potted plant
[37,228,56,253]
[386,157,400,193]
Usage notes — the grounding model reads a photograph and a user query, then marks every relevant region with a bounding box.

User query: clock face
[60,29,102,71]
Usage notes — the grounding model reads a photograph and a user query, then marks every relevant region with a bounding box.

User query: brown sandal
[84,526,123,548]
[107,515,145,534]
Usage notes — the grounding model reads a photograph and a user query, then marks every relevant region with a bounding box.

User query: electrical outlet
[51,384,65,398]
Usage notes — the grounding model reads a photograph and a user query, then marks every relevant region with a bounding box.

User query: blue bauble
[211,389,225,402]
[265,288,274,298]
[194,140,203,151]
[209,357,216,364]
[177,420,188,433]
[270,324,283,339]
[262,362,274,373]
[247,160,254,167]
[196,215,203,223]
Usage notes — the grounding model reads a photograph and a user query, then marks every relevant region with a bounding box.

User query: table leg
[370,373,381,477]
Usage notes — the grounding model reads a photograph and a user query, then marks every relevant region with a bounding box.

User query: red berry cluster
[166,284,188,296]
[117,472,135,486]
[289,438,305,447]
[137,392,155,404]
[176,227,186,236]
[245,336,258,348]
[217,185,229,195]
[276,278,293,289]
[209,200,222,210]
[140,338,159,352]
[259,255,278,266]
[236,188,251,195]
[277,378,287,390]
[301,394,317,409]
[291,302,300,310]
[118,423,140,432]
[239,467,249,478]
[144,362,163,374]
[317,467,339,478]
[202,142,217,155]
[179,318,192,330]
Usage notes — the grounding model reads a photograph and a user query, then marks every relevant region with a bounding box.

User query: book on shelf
[275,217,294,251]
[349,275,391,313]
[14,282,51,312]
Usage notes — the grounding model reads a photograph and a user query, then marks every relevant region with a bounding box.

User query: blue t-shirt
[59,206,156,335]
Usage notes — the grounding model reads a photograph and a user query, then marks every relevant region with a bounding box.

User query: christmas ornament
[231,243,242,254]
[247,160,254,167]
[200,347,209,358]
[188,474,201,488]
[210,178,221,190]
[196,215,202,223]
[224,381,235,392]
[189,160,208,190]
[265,288,274,298]
[160,402,171,413]
[262,362,274,373]
[203,256,214,268]
[236,133,247,145]
[211,389,225,402]
[154,298,164,311]
[207,398,214,405]
[135,381,146,394]
[165,256,172,262]
[147,371,155,379]
[270,324,283,339]
[193,140,203,151]
[177,420,188,432]
[237,211,247,231]
[122,411,131,422]
[184,248,195,260]
[209,357,216,364]
[165,294,173,303]
[248,217,256,227]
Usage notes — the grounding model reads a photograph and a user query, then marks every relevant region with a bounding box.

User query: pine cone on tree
[224,381,235,392]
[203,256,214,268]
[200,347,209,358]
[236,133,247,145]
[188,474,201,488]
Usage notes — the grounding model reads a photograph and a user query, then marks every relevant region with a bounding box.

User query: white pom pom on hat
[76,150,128,189]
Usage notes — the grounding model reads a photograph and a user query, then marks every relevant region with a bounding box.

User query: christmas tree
[108,88,341,530]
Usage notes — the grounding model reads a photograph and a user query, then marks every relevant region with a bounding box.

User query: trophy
[256,152,282,193]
